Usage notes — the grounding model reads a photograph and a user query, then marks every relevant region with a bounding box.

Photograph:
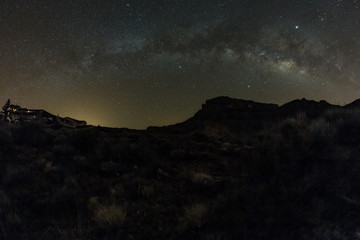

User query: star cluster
[1,0,359,128]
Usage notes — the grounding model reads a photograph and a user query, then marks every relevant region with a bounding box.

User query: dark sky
[1,0,360,128]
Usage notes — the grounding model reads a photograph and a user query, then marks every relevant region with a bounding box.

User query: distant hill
[189,96,342,122]
[275,98,339,118]
[344,98,360,109]
[159,97,346,137]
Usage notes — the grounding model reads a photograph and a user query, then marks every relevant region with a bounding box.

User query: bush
[192,172,213,184]
[183,203,208,228]
[92,204,126,228]
[139,185,155,198]
[65,128,99,153]
[10,123,55,148]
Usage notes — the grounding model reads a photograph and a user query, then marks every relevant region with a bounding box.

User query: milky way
[1,0,359,128]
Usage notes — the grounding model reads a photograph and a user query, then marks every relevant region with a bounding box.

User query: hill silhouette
[1,96,360,240]
[163,96,341,137]
[344,98,360,109]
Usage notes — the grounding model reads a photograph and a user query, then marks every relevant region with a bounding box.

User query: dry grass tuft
[92,204,126,228]
[184,203,208,228]
[192,172,213,184]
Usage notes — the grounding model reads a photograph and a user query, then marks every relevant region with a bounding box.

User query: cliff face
[186,97,278,136]
[201,96,279,112]
[276,98,339,118]
[173,96,341,137]
[176,96,278,132]
[198,97,340,121]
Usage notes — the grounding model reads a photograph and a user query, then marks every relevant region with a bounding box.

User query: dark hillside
[344,99,360,109]
[174,96,279,137]
[276,98,339,119]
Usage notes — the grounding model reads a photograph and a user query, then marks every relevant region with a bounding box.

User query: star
[0,0,359,129]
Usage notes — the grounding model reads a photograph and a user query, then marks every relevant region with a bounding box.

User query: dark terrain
[1,96,360,240]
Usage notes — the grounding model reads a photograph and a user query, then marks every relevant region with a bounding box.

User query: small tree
[1,99,10,121]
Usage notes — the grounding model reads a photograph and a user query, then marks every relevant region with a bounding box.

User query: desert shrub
[72,155,88,166]
[192,131,209,142]
[190,172,218,197]
[93,138,114,160]
[310,224,351,240]
[170,149,189,161]
[156,139,173,155]
[0,212,24,240]
[49,187,79,217]
[192,172,213,184]
[305,118,336,142]
[53,144,76,155]
[0,124,12,148]
[139,185,155,198]
[65,128,99,153]
[0,191,10,211]
[44,164,67,184]
[100,160,133,175]
[100,161,122,174]
[10,123,55,148]
[221,142,239,153]
[323,108,360,124]
[0,190,27,240]
[118,143,144,162]
[2,165,34,187]
[5,213,21,227]
[332,110,360,145]
[92,204,126,228]
[231,109,360,239]
[156,167,169,177]
[64,176,78,189]
[277,117,307,144]
[183,203,208,228]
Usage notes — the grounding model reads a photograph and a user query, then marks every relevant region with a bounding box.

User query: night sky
[1,0,360,129]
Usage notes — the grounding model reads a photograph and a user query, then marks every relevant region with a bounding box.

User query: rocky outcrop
[167,96,358,136]
[276,98,339,119]
[344,99,360,109]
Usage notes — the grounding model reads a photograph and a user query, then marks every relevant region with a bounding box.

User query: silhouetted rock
[175,96,278,135]
[171,97,344,136]
[201,96,279,113]
[276,98,339,118]
[344,98,360,109]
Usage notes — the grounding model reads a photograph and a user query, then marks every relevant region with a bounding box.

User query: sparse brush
[170,149,188,160]
[66,128,99,153]
[139,185,155,198]
[183,203,208,228]
[192,172,213,184]
[92,204,126,228]
[304,118,336,143]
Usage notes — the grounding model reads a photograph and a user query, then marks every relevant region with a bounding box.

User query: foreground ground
[1,98,360,239]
